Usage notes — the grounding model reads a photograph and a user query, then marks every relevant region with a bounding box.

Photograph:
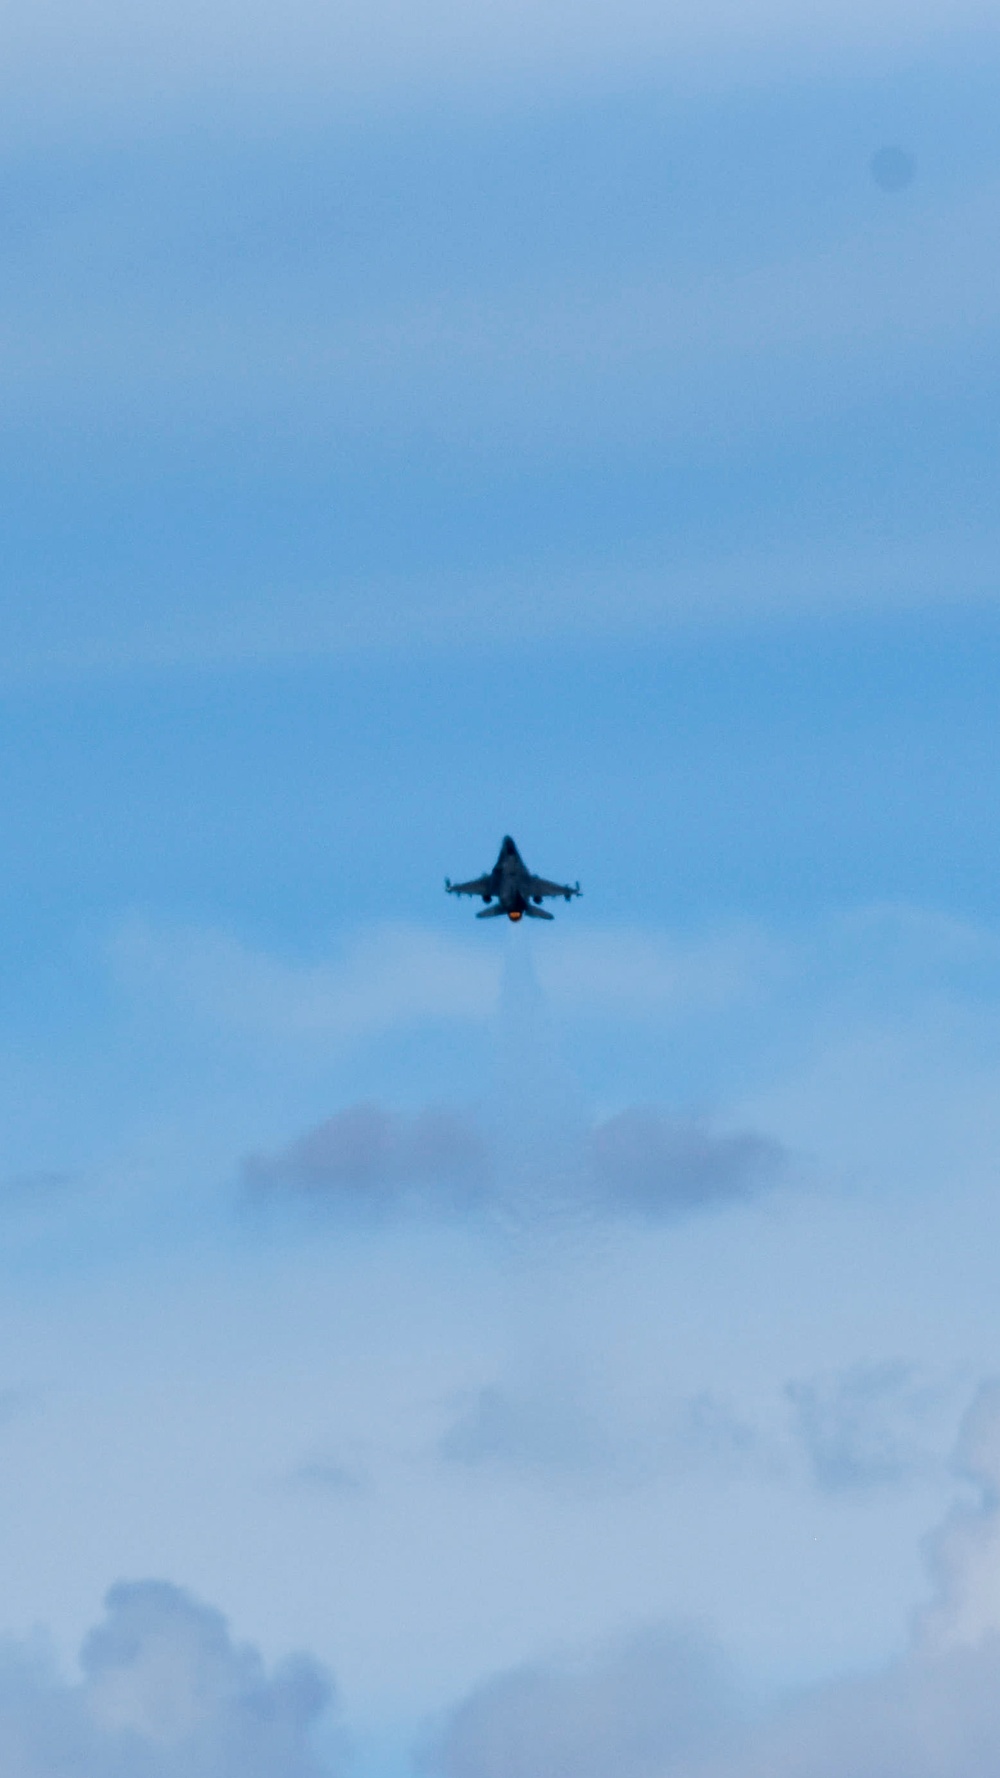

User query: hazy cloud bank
[426,1629,1000,1778]
[438,1359,953,1495]
[425,1379,1000,1778]
[440,1382,757,1489]
[113,907,1000,1058]
[0,1580,337,1777]
[423,1624,738,1778]
[786,1361,938,1493]
[2,0,993,140]
[111,920,496,1049]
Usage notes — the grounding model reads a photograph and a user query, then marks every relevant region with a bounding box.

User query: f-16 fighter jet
[446,835,581,921]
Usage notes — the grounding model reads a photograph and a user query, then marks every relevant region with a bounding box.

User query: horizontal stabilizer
[524,903,554,919]
[476,903,506,918]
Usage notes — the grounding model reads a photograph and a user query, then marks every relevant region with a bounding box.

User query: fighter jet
[446,835,581,921]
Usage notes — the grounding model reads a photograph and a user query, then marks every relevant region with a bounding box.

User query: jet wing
[527,875,581,901]
[446,875,493,897]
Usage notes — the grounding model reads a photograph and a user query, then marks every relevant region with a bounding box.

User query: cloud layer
[4,0,996,135]
[0,29,998,680]
[426,1380,1000,1778]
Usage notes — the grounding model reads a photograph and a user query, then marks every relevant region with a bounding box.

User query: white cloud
[107,914,781,1052]
[108,904,1000,1051]
[919,1380,1000,1652]
[109,918,497,1047]
[0,1579,338,1777]
[538,926,774,1020]
[422,1624,736,1778]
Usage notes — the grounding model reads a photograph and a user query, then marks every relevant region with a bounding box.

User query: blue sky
[1,0,1000,1773]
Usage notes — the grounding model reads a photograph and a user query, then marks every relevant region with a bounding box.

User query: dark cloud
[243,1102,784,1226]
[242,1104,490,1214]
[587,1108,783,1219]
[287,1458,374,1497]
[439,1382,758,1487]
[0,1579,339,1777]
[786,1361,934,1492]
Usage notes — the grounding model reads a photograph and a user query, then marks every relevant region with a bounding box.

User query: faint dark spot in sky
[870,146,916,192]
[287,1457,373,1496]
[0,1170,71,1200]
[0,1387,37,1429]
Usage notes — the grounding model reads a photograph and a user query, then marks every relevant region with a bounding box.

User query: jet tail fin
[476,903,506,918]
[524,904,554,920]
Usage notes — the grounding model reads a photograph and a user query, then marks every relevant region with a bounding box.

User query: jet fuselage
[445,835,580,922]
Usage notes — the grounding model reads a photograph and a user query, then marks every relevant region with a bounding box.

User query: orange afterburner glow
[508,910,523,921]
